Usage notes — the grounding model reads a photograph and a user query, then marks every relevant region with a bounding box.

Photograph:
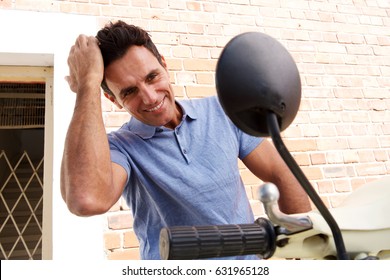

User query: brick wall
[2,0,389,260]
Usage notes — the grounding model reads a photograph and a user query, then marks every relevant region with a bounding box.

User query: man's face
[104,46,181,129]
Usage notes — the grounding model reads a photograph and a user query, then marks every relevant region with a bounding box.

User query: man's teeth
[146,99,164,112]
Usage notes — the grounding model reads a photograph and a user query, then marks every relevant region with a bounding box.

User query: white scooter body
[271,177,390,260]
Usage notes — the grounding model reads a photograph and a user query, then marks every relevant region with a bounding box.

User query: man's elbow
[63,192,111,217]
[60,173,114,217]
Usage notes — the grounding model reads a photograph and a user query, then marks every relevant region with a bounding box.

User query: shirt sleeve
[238,130,264,159]
[214,96,264,159]
[108,133,131,186]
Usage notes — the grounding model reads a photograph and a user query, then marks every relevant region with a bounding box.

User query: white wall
[0,9,104,260]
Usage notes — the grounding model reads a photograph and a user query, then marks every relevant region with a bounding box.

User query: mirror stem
[266,112,349,260]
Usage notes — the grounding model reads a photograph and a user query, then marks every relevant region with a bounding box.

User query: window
[0,67,53,260]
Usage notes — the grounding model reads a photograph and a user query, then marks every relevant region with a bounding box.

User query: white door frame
[0,9,104,260]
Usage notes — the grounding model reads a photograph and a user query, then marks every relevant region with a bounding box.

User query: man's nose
[140,85,158,105]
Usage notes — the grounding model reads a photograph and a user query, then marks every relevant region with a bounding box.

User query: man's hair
[96,20,163,95]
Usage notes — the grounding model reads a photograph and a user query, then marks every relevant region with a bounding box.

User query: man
[61,20,311,260]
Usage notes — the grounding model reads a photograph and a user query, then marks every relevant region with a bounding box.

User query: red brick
[320,195,331,209]
[109,199,121,212]
[293,153,311,166]
[185,85,216,98]
[335,125,352,136]
[166,58,184,71]
[325,152,343,164]
[101,97,113,112]
[0,0,12,8]
[150,0,168,8]
[357,150,375,163]
[301,124,320,137]
[151,33,180,45]
[131,0,149,7]
[282,125,303,138]
[319,125,337,137]
[172,85,186,98]
[92,0,110,4]
[120,198,130,211]
[334,179,352,193]
[172,46,191,58]
[380,136,390,148]
[318,42,346,54]
[350,178,368,191]
[355,163,387,176]
[341,111,370,123]
[16,0,60,11]
[250,200,265,217]
[176,72,196,84]
[249,184,262,200]
[191,47,210,59]
[310,153,326,165]
[245,185,254,200]
[374,150,389,162]
[240,170,262,186]
[329,194,349,208]
[323,165,352,179]
[316,138,348,151]
[301,166,323,180]
[343,150,359,163]
[104,112,131,128]
[284,139,317,152]
[378,36,390,46]
[186,1,201,11]
[124,231,140,248]
[183,58,216,71]
[107,248,140,260]
[318,12,334,22]
[317,180,334,194]
[196,73,215,85]
[141,9,178,21]
[107,212,134,230]
[348,137,379,149]
[104,232,121,250]
[60,2,100,15]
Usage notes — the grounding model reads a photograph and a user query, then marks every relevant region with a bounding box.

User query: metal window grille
[0,83,45,129]
[0,82,45,259]
[0,150,44,260]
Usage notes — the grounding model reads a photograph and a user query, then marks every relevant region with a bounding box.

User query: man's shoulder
[180,95,222,112]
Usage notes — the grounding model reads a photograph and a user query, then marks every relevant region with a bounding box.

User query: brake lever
[258,182,313,235]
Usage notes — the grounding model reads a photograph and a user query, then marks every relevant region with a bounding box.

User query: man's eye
[146,73,158,82]
[123,88,137,97]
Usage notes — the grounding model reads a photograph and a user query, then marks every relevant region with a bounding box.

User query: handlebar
[159,218,276,260]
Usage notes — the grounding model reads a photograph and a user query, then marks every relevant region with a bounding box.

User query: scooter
[158,32,390,260]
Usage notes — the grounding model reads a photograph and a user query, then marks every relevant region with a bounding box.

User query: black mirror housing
[216,32,301,137]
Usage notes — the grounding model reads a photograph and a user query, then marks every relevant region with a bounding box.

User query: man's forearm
[61,89,114,216]
[274,169,312,214]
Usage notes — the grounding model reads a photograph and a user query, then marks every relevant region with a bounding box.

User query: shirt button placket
[175,127,189,162]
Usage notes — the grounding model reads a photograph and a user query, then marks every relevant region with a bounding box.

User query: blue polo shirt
[108,95,263,259]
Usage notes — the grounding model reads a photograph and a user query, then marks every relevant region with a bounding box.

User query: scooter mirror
[216,32,301,137]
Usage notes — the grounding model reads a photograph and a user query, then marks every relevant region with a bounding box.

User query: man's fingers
[86,35,98,46]
[66,34,104,94]
[75,34,87,47]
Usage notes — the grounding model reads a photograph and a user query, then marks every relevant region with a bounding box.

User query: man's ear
[161,55,167,68]
[160,55,171,79]
[104,92,123,109]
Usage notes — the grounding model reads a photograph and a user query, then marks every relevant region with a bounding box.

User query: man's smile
[145,96,165,112]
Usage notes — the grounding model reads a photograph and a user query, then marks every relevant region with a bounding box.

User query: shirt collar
[127,99,198,139]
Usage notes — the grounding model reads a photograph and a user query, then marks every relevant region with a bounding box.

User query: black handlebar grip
[159,217,276,260]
